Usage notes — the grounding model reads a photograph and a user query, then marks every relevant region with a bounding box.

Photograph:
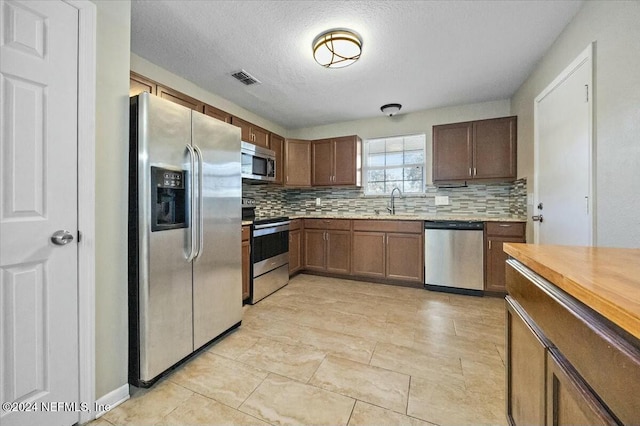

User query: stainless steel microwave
[241,141,276,182]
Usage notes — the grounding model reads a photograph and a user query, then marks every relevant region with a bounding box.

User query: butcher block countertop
[504,243,640,340]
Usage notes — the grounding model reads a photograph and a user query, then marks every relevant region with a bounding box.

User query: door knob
[532,215,544,223]
[51,230,74,245]
[537,202,543,210]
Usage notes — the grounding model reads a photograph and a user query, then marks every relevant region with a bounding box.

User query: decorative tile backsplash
[243,178,527,219]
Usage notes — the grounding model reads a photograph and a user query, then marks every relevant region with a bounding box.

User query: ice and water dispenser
[150,166,187,231]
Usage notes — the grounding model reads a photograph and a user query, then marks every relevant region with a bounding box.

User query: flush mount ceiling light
[381,103,402,116]
[312,29,362,68]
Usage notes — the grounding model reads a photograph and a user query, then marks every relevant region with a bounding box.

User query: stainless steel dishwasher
[424,221,484,295]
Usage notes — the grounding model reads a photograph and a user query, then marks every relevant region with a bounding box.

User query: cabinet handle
[498,224,512,227]
[488,240,492,250]
[473,167,477,176]
[469,168,472,176]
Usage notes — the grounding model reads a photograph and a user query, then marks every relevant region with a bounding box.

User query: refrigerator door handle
[194,145,204,260]
[186,144,197,262]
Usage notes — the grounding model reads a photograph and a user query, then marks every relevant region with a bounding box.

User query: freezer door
[191,110,243,350]
[135,93,194,382]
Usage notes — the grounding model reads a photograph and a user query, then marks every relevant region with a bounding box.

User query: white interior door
[1,1,80,425]
[534,45,593,246]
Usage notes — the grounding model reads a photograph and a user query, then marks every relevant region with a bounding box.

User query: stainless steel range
[242,198,290,304]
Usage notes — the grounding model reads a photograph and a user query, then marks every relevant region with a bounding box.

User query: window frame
[362,133,427,196]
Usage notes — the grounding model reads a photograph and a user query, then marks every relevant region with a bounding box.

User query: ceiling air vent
[231,70,261,86]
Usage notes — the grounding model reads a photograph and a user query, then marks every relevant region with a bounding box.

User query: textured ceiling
[131,0,583,129]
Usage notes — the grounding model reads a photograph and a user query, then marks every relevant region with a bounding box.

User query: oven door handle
[253,221,290,230]
[253,223,290,236]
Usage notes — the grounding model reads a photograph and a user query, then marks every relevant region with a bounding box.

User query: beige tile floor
[93,274,507,426]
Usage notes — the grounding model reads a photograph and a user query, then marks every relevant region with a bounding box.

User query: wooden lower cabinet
[506,297,547,425]
[546,349,617,425]
[352,231,386,278]
[386,233,423,282]
[351,220,423,284]
[303,219,351,274]
[485,222,526,293]
[241,226,251,302]
[288,220,303,275]
[506,260,637,425]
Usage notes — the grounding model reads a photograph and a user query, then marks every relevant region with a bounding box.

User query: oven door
[252,222,290,276]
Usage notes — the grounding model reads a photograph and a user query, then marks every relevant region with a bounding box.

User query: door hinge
[77,230,82,243]
[585,84,589,102]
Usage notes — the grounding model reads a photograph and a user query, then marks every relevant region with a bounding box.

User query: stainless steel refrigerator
[128,92,242,387]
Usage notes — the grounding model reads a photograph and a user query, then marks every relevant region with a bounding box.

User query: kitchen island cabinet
[303,219,351,274]
[484,221,526,293]
[351,220,423,285]
[504,244,640,425]
[433,116,516,183]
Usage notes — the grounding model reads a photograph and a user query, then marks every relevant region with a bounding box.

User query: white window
[363,134,426,195]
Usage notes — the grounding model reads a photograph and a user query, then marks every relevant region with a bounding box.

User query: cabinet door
[157,85,204,112]
[312,139,334,185]
[270,133,284,185]
[506,297,547,426]
[252,125,269,149]
[289,229,302,275]
[333,136,358,185]
[473,117,517,180]
[386,233,423,282]
[231,116,252,143]
[304,229,326,271]
[326,230,351,274]
[546,349,618,426]
[130,71,156,96]
[242,239,251,301]
[352,231,386,278]
[486,237,524,293]
[432,122,473,182]
[203,104,231,123]
[285,139,311,186]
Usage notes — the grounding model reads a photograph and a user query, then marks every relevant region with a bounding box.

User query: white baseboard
[94,383,129,418]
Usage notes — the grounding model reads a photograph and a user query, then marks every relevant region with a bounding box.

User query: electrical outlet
[315,197,321,207]
[435,196,450,206]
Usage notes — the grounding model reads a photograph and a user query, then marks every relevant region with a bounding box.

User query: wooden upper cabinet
[312,139,334,185]
[203,104,231,123]
[157,85,204,112]
[432,122,473,181]
[311,135,361,186]
[231,116,269,148]
[284,139,311,187]
[433,116,517,183]
[474,116,517,179]
[269,133,285,185]
[130,71,156,97]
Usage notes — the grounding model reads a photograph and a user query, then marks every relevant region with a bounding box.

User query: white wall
[92,0,131,400]
[131,54,288,137]
[512,1,640,247]
[289,99,512,185]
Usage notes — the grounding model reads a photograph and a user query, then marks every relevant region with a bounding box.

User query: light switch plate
[435,195,449,206]
[315,197,321,206]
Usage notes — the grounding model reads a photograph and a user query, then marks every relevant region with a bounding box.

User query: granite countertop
[504,243,640,340]
[287,214,526,222]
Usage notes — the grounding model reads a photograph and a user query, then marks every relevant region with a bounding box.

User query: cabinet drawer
[304,218,351,230]
[289,219,302,231]
[486,222,525,237]
[353,220,423,234]
[242,225,250,241]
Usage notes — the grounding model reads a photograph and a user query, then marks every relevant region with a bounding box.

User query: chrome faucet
[387,187,402,215]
